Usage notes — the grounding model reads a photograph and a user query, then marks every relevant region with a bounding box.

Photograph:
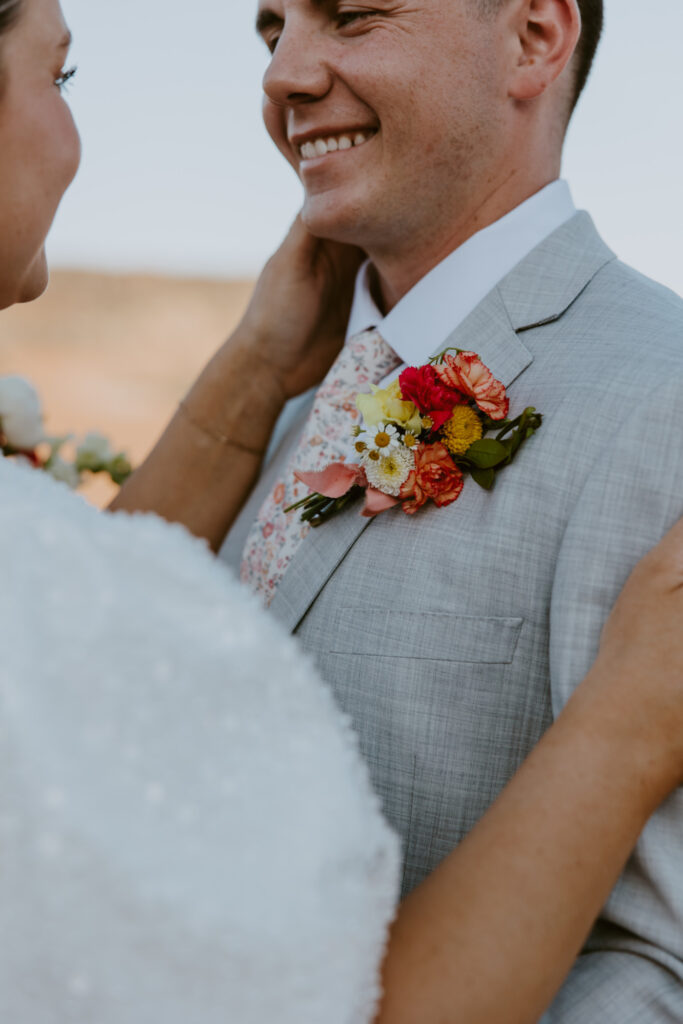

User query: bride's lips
[290,127,379,165]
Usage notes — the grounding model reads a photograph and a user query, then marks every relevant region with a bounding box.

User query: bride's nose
[262,21,333,107]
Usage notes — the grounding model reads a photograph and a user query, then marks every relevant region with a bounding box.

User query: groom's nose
[262,19,333,108]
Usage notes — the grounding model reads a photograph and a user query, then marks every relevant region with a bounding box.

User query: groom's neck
[368,167,561,313]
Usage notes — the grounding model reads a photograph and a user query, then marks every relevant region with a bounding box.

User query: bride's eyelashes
[55,66,78,92]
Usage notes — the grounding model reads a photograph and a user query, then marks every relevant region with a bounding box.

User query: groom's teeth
[298,130,375,159]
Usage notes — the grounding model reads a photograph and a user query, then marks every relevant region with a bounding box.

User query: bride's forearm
[376,672,672,1024]
[109,218,364,548]
[110,331,285,551]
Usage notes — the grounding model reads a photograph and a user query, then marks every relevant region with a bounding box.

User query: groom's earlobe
[507,0,581,102]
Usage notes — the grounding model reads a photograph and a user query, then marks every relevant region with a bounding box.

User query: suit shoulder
[583,259,683,338]
[555,257,683,375]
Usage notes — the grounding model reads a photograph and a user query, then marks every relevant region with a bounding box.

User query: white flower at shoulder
[77,432,114,467]
[0,376,45,450]
[45,455,81,490]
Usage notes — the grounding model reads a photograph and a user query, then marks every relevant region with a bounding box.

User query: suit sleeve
[544,372,683,1022]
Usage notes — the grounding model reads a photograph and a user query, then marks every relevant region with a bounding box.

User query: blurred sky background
[50,0,683,294]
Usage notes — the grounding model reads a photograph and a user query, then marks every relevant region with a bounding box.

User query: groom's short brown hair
[478,0,604,113]
[570,0,604,108]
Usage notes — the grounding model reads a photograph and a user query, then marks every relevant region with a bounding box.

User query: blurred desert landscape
[0,270,254,505]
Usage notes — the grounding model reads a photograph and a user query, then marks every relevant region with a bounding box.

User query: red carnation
[399,442,464,515]
[435,351,509,421]
[398,365,465,432]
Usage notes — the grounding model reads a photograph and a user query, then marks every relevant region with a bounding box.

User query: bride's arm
[377,519,683,1024]
[110,220,363,550]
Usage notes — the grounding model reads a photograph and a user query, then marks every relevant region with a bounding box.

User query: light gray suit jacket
[222,212,683,1021]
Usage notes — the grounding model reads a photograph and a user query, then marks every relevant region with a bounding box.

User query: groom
[222,0,683,1018]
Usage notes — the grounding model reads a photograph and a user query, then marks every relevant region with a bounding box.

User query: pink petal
[294,462,363,498]
[361,487,400,517]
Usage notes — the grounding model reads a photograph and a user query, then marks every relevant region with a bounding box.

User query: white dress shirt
[346,179,576,369]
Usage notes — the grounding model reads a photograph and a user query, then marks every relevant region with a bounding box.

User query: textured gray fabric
[221,212,683,1020]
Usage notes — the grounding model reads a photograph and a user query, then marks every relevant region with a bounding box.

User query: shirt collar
[345,179,577,366]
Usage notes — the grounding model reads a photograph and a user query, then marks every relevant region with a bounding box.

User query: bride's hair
[0,0,21,34]
[0,0,21,93]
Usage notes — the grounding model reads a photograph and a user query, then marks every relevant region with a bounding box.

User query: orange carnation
[436,351,509,421]
[400,442,464,515]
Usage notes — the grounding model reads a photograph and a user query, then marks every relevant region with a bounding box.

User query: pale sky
[49,0,683,297]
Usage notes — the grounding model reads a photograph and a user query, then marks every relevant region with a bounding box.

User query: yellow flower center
[355,441,367,453]
[375,431,391,449]
[441,406,484,456]
[403,433,417,448]
[368,450,381,461]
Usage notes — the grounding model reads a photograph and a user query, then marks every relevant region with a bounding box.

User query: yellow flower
[441,405,484,456]
[356,380,423,433]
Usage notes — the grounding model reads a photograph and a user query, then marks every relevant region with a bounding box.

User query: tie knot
[339,327,402,391]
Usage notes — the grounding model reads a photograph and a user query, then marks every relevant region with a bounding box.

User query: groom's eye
[256,8,284,53]
[336,10,376,27]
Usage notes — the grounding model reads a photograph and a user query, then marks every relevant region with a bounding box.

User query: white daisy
[363,445,415,497]
[364,422,400,456]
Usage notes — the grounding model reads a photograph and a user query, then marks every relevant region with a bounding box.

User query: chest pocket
[328,609,524,664]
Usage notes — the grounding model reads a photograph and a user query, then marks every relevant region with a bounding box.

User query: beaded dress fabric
[0,455,400,1023]
[240,329,402,605]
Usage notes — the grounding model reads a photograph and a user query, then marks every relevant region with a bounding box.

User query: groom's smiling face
[257,0,510,257]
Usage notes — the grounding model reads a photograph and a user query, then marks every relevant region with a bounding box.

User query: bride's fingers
[284,212,365,282]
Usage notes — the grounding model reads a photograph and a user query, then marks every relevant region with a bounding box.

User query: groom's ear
[506,0,581,103]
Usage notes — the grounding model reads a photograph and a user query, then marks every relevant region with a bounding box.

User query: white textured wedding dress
[0,456,400,1023]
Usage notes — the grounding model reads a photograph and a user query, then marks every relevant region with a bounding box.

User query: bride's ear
[507,0,581,102]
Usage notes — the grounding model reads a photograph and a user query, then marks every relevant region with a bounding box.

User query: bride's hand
[234,216,365,400]
[586,515,683,795]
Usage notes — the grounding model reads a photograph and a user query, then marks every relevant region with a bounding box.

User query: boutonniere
[286,349,542,527]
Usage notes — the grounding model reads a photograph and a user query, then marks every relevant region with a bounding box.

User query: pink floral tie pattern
[241,329,402,606]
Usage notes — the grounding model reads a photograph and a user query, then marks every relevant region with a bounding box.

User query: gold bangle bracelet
[178,400,265,458]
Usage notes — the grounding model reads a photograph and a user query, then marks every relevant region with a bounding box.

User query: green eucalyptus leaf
[465,438,510,469]
[471,467,495,490]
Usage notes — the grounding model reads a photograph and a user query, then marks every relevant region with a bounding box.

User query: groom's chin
[300,195,370,248]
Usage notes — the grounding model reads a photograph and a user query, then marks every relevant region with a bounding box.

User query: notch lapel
[269,212,616,634]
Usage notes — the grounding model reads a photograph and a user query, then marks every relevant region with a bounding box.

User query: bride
[2,0,683,1022]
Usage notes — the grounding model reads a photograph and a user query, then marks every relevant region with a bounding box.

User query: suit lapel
[498,211,615,331]
[434,284,533,386]
[269,212,615,634]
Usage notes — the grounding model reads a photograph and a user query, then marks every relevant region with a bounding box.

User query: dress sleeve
[0,460,400,1024]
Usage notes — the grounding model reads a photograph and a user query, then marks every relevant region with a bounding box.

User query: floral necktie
[241,328,401,606]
